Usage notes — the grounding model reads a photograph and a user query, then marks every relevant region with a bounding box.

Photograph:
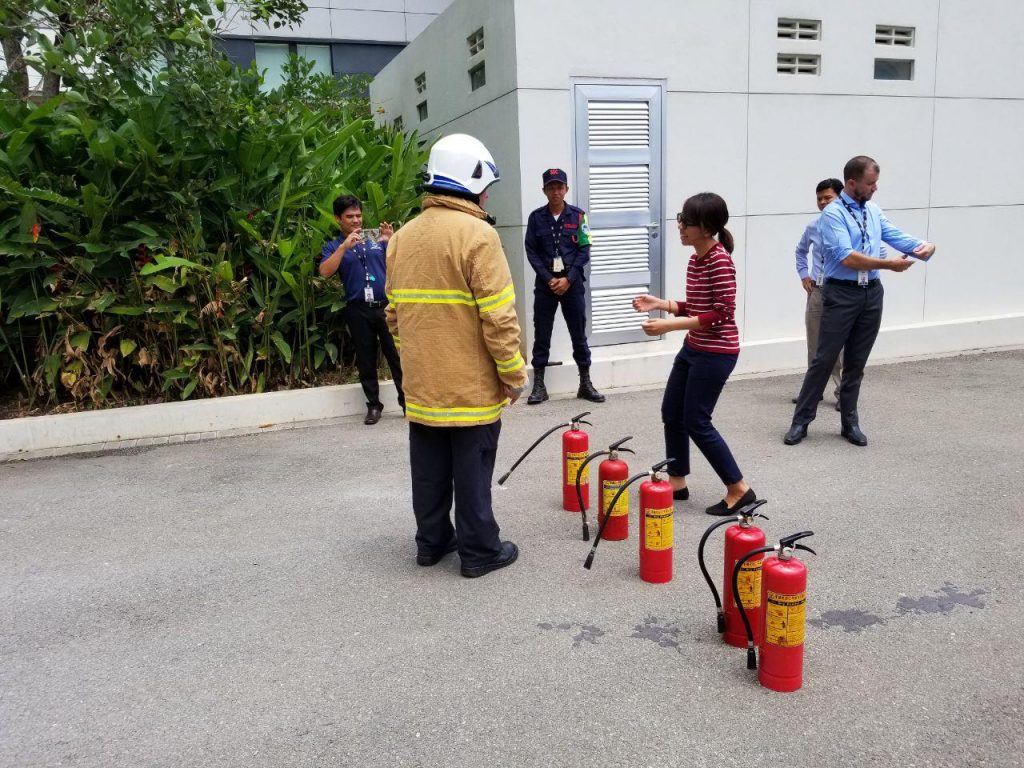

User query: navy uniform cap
[542,168,568,187]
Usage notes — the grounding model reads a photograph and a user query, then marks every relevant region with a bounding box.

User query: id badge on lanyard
[358,248,374,302]
[551,218,565,273]
[364,285,375,302]
[857,271,868,286]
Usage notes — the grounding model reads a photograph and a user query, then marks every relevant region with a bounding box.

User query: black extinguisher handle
[575,450,609,541]
[697,517,739,632]
[608,435,633,452]
[571,411,591,423]
[649,458,674,477]
[583,471,649,570]
[496,421,570,486]
[731,544,778,671]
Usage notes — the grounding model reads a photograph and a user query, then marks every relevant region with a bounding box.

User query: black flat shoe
[461,541,519,578]
[672,487,689,501]
[416,536,459,567]
[705,488,756,517]
[783,423,808,445]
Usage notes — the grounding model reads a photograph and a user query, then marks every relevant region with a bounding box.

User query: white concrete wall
[371,0,1024,391]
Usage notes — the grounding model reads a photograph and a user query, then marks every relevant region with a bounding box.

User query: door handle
[646,222,660,239]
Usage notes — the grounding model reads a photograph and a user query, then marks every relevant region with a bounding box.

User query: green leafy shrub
[0,6,429,411]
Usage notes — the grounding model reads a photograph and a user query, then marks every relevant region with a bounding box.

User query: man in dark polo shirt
[319,194,404,425]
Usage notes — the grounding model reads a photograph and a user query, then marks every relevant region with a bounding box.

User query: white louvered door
[573,83,664,345]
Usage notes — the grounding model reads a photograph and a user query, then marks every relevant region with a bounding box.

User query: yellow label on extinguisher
[644,507,673,551]
[565,451,589,485]
[765,590,806,647]
[602,480,628,517]
[734,557,763,609]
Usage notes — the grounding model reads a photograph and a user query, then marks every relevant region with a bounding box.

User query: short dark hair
[333,194,362,217]
[680,192,734,254]
[843,156,880,183]
[816,178,843,196]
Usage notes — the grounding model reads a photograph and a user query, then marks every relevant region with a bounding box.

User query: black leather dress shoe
[364,405,383,425]
[841,424,868,446]
[783,423,808,445]
[672,487,689,501]
[461,541,519,578]
[705,487,756,516]
[416,537,459,567]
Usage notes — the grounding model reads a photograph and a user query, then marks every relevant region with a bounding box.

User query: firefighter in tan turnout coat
[385,134,527,578]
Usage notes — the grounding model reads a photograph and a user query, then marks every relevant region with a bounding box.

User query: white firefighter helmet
[424,133,500,196]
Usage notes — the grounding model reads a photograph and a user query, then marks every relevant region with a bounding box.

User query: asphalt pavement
[2,350,1022,768]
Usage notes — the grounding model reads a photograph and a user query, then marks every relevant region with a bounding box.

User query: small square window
[469,62,486,91]
[467,27,485,56]
[876,25,915,47]
[414,72,426,94]
[417,100,428,121]
[874,58,914,80]
[777,53,820,75]
[777,18,821,41]
[393,116,403,132]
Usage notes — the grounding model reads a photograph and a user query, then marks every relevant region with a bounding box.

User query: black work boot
[577,366,605,403]
[527,368,548,405]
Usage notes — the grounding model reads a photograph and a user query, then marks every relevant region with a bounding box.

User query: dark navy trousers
[409,421,503,567]
[793,281,884,427]
[530,279,591,368]
[662,342,743,485]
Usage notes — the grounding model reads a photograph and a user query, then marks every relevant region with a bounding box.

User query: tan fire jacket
[385,194,528,427]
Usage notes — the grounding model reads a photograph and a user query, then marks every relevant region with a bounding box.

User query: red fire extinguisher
[573,436,635,542]
[697,498,769,645]
[584,459,675,585]
[497,411,592,511]
[561,412,592,513]
[732,531,817,692]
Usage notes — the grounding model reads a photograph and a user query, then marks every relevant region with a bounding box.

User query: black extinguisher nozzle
[747,647,757,671]
[497,472,511,486]
[716,612,726,634]
[582,523,590,542]
[583,551,596,569]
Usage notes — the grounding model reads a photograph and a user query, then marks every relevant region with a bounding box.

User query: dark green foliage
[0,3,428,409]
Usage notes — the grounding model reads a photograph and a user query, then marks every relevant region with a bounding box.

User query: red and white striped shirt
[671,242,740,355]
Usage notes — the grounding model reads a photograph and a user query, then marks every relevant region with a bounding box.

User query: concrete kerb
[2,336,1021,463]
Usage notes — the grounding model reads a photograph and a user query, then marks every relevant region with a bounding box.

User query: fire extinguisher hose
[497,413,592,486]
[698,499,769,633]
[574,450,608,542]
[698,517,741,633]
[583,459,672,570]
[731,545,778,670]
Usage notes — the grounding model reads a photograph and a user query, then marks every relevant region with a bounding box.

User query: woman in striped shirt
[632,192,756,516]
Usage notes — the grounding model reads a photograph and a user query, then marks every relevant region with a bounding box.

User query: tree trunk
[1,34,29,101]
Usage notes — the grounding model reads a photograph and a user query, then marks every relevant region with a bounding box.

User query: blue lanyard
[839,197,870,253]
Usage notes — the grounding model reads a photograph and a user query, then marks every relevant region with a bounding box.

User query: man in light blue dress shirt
[784,156,936,447]
[794,178,843,408]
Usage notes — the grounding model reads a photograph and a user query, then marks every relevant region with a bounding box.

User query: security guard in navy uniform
[524,168,605,404]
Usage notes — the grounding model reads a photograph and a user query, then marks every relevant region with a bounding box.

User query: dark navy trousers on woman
[409,421,503,567]
[662,342,742,485]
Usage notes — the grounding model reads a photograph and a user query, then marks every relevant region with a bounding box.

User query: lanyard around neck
[839,197,870,252]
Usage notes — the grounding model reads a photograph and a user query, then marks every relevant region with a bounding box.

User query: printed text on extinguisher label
[602,480,628,517]
[734,557,763,609]
[566,451,589,485]
[765,590,806,648]
[644,507,673,551]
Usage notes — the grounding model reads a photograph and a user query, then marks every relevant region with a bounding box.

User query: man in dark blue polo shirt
[524,168,605,404]
[319,194,404,425]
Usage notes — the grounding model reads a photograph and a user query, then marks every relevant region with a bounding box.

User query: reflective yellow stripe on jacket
[388,288,475,306]
[404,400,508,424]
[495,351,524,373]
[387,284,515,314]
[476,284,515,313]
